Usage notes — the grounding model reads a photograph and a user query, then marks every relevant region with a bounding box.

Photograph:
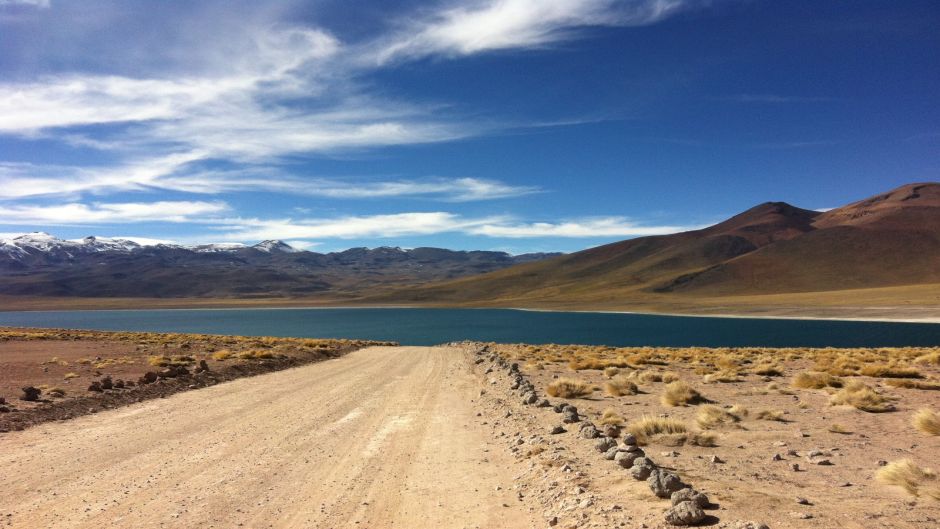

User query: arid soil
[2,337,939,528]
[0,329,389,431]
[475,342,940,528]
[0,346,540,529]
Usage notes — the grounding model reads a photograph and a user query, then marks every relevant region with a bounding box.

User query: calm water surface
[0,308,938,347]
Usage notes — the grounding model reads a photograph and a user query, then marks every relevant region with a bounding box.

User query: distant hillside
[0,234,561,298]
[372,183,940,305]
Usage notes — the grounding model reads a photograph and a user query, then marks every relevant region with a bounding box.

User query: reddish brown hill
[373,183,940,305]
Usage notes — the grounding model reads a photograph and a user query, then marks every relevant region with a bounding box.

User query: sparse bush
[212,350,233,361]
[828,423,851,434]
[604,375,638,397]
[876,459,940,500]
[546,378,595,399]
[859,364,922,379]
[885,379,940,391]
[627,415,688,445]
[599,408,625,426]
[829,380,894,412]
[913,408,940,436]
[914,352,940,365]
[755,409,786,421]
[703,370,742,383]
[753,364,783,377]
[661,372,680,383]
[696,405,740,429]
[603,367,620,378]
[792,371,843,389]
[63,372,80,380]
[728,404,749,418]
[634,371,663,384]
[661,381,705,406]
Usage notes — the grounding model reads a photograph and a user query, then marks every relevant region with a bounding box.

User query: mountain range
[370,182,940,307]
[0,233,560,298]
[1,183,937,314]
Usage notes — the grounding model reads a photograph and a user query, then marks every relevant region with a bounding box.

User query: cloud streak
[0,201,229,225]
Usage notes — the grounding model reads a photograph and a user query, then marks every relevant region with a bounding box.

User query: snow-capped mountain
[0,232,562,298]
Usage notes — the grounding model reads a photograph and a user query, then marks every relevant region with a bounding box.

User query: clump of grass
[212,350,233,361]
[63,372,80,380]
[859,364,922,379]
[728,404,749,417]
[792,371,843,389]
[913,408,940,436]
[46,387,66,397]
[696,405,741,429]
[604,375,638,397]
[828,423,852,434]
[634,371,663,383]
[885,379,940,391]
[599,407,625,426]
[753,364,783,377]
[755,409,786,421]
[661,372,680,383]
[661,381,706,407]
[603,366,620,378]
[546,378,595,399]
[829,380,894,412]
[703,371,742,383]
[237,349,277,360]
[914,352,940,365]
[876,459,940,500]
[627,415,688,445]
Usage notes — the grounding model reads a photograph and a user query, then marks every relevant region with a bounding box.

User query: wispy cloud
[369,0,697,64]
[0,201,229,225]
[0,161,538,202]
[212,212,690,241]
[0,0,49,7]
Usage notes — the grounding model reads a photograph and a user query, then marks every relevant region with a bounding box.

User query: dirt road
[0,346,537,529]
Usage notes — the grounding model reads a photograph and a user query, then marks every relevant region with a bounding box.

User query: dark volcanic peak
[252,240,299,253]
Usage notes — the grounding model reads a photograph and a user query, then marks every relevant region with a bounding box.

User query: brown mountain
[372,183,940,306]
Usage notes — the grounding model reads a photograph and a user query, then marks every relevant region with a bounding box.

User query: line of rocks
[474,345,770,529]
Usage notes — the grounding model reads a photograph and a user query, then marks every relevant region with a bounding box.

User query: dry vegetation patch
[546,378,595,399]
[603,375,638,397]
[913,408,940,436]
[829,380,895,412]
[876,459,940,500]
[661,380,706,406]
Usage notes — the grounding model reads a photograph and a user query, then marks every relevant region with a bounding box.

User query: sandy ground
[0,346,538,529]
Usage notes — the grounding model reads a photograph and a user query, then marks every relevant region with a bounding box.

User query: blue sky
[0,0,937,253]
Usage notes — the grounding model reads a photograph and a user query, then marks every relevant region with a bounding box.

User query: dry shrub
[859,364,922,379]
[546,378,595,399]
[829,380,894,412]
[913,408,940,436]
[600,408,625,426]
[828,423,851,434]
[604,375,638,397]
[914,352,940,365]
[728,404,749,418]
[212,350,233,361]
[696,405,741,429]
[755,409,786,421]
[238,349,277,360]
[46,387,66,397]
[634,371,663,383]
[876,459,940,500]
[627,415,688,445]
[885,379,940,391]
[753,364,783,377]
[703,371,742,383]
[603,367,620,378]
[63,372,80,380]
[661,372,681,383]
[661,381,705,407]
[792,371,843,389]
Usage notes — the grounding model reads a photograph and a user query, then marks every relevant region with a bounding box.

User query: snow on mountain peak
[253,240,299,253]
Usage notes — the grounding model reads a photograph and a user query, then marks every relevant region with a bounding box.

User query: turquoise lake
[0,308,938,347]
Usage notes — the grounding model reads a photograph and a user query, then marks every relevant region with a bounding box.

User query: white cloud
[211,212,687,241]
[0,201,228,225]
[0,161,537,202]
[370,0,692,64]
[0,0,49,6]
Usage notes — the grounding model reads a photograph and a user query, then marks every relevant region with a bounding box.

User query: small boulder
[602,424,621,438]
[113,379,125,389]
[615,449,642,469]
[87,381,103,393]
[648,469,687,499]
[594,436,617,453]
[664,501,706,526]
[623,433,638,446]
[631,457,656,480]
[139,371,159,384]
[671,488,709,508]
[20,386,41,401]
[580,425,600,439]
[550,426,566,435]
[604,446,621,460]
[100,376,113,390]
